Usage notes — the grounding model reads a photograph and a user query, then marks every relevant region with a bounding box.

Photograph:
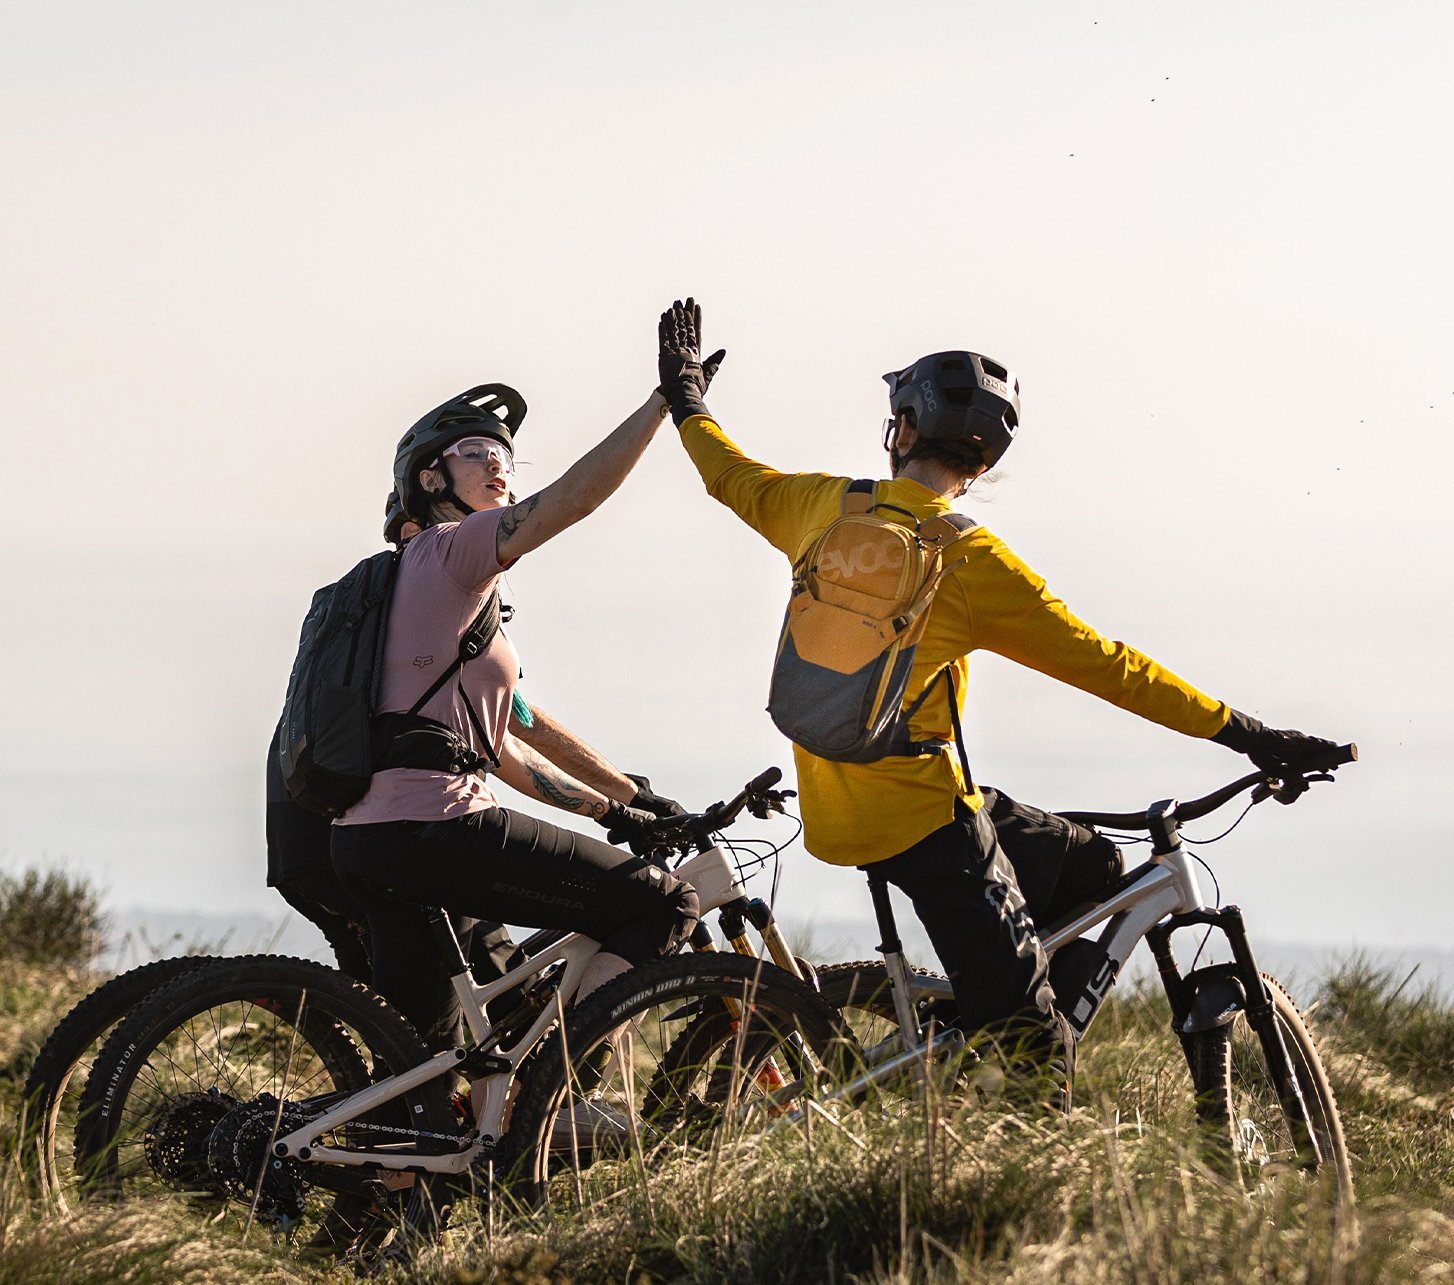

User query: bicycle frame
[272,839,780,1175]
[830,806,1220,1105]
[843,791,1327,1166]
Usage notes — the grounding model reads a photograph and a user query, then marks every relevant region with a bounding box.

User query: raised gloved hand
[625,772,687,819]
[597,799,663,854]
[657,297,726,425]
[1211,709,1337,778]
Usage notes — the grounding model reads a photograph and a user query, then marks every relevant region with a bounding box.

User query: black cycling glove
[657,297,725,426]
[597,799,662,855]
[1211,709,1337,776]
[625,773,687,819]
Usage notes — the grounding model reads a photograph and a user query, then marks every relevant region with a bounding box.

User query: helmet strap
[426,458,478,522]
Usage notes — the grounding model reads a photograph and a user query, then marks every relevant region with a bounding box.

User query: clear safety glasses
[442,436,514,473]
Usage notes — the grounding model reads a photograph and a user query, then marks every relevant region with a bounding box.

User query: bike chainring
[206,1094,314,1221]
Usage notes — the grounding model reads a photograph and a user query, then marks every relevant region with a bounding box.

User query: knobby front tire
[500,953,858,1211]
[18,954,231,1208]
[1190,973,1353,1207]
[74,955,460,1261]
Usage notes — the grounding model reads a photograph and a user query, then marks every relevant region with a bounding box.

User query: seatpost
[865,872,923,1050]
[423,908,471,978]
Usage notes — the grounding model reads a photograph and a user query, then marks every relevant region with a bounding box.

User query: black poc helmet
[393,383,527,523]
[383,489,409,547]
[882,351,1020,469]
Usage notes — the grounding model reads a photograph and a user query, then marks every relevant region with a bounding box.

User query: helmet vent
[979,358,1009,381]
[939,357,968,372]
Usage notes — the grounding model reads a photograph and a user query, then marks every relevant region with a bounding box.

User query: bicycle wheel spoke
[502,955,855,1209]
[76,956,457,1265]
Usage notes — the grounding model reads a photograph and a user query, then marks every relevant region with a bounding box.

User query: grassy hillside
[1,877,1450,1282]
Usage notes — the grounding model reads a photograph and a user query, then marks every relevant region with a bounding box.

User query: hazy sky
[3,2,1450,959]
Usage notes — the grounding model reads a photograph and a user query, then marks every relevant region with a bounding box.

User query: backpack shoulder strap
[842,478,875,515]
[407,586,502,716]
[920,511,977,544]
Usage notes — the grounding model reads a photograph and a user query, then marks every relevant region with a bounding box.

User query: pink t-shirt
[336,507,520,825]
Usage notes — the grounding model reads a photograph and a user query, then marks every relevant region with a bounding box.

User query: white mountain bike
[70,770,856,1260]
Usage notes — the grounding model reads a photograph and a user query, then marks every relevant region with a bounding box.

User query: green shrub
[0,869,104,967]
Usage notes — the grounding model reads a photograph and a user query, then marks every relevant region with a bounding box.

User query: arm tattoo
[500,492,542,541]
[526,762,607,818]
[526,763,583,810]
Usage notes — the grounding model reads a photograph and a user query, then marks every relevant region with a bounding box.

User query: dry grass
[2,921,1451,1282]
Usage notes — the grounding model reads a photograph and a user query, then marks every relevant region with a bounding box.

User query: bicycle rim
[814,960,951,1057]
[19,955,226,1210]
[501,954,856,1210]
[75,956,460,1260]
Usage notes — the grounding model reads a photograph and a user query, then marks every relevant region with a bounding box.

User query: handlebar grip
[747,766,783,794]
[1301,742,1358,773]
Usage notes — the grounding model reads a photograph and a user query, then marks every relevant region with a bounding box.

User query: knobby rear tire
[500,953,857,1211]
[814,959,949,1019]
[74,955,460,1262]
[1190,972,1353,1207]
[18,954,231,1208]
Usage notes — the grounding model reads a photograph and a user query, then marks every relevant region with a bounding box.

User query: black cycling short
[332,807,700,1050]
[268,727,526,1003]
[867,784,1122,1061]
[978,786,1123,923]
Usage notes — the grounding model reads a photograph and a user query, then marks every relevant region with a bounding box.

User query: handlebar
[643,766,794,855]
[1059,742,1357,831]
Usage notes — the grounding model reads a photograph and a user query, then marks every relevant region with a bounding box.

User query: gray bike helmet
[882,351,1020,469]
[393,382,528,523]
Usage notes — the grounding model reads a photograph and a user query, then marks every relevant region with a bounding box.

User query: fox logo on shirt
[413,655,434,669]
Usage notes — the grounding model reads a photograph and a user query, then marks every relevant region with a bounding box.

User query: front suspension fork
[691,900,809,1097]
[1150,907,1323,1170]
[696,898,805,981]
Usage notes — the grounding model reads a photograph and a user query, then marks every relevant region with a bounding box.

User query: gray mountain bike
[790,744,1358,1204]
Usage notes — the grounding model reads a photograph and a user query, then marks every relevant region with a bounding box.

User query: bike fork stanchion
[1160,904,1324,1169]
[693,908,803,1099]
[1146,924,1190,1026]
[865,873,924,1052]
[1217,905,1324,1169]
[744,898,806,981]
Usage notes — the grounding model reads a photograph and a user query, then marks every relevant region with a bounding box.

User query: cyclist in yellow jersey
[656,298,1338,1088]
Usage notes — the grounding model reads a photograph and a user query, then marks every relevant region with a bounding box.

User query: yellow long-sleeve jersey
[678,413,1233,867]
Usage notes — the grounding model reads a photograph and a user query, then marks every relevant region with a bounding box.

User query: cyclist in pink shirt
[332,381,699,1050]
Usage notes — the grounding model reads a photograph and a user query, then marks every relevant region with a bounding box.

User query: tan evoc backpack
[767,480,975,765]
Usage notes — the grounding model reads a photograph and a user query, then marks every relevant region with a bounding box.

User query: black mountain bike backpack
[277,549,504,817]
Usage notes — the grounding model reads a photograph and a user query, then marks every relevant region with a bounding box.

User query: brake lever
[747,787,799,819]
